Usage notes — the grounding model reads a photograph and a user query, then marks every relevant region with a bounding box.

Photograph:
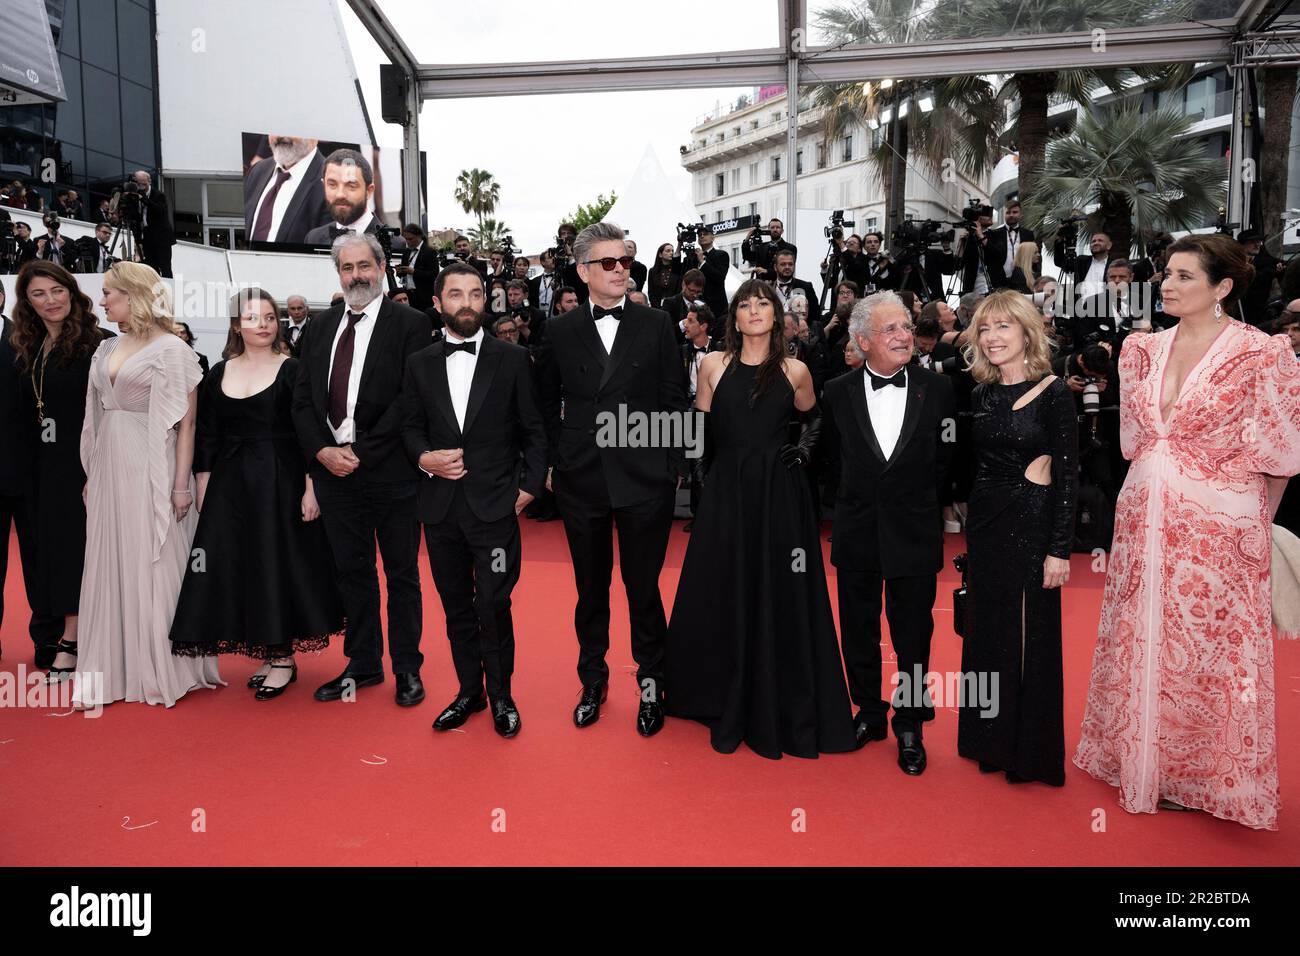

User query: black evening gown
[170,358,343,657]
[957,376,1078,785]
[18,329,112,617]
[665,360,856,759]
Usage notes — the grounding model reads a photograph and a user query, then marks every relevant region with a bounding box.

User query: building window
[839,180,850,206]
[730,167,741,191]
[816,142,826,169]
[748,161,759,186]
[771,155,782,181]
[796,150,803,175]
[867,217,878,231]
[772,111,782,124]
[749,202,758,218]
[715,173,725,197]
[842,134,854,163]
[715,210,724,223]
[731,206,739,219]
[814,186,827,209]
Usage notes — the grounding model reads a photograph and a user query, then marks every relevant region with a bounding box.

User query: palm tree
[924,0,1193,206]
[1260,65,1296,255]
[1024,104,1226,261]
[812,1,1003,239]
[454,168,501,235]
[467,217,511,253]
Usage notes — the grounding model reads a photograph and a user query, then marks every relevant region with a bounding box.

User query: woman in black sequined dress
[956,291,1078,785]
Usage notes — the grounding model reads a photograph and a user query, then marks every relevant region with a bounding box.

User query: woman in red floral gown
[1075,234,1300,830]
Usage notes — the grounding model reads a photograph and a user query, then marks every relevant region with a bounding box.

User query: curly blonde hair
[962,289,1055,385]
[104,261,178,337]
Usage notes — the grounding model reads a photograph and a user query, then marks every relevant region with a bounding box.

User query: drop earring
[1214,300,1223,323]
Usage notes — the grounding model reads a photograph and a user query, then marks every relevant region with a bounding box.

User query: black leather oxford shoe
[432,693,487,730]
[573,681,608,728]
[853,713,888,751]
[636,683,665,737]
[394,673,425,707]
[314,668,383,702]
[491,697,521,738]
[896,729,927,776]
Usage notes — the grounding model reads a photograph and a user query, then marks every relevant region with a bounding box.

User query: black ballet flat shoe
[491,697,521,738]
[979,761,1002,774]
[433,693,487,731]
[314,668,384,702]
[44,638,79,683]
[255,662,297,701]
[573,681,608,728]
[395,673,425,708]
[247,667,270,689]
[896,730,927,776]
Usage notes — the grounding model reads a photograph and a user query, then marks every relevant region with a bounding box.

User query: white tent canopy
[606,146,749,301]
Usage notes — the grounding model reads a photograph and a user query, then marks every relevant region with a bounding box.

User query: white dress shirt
[1080,255,1109,298]
[863,362,908,460]
[1003,227,1019,281]
[403,240,422,289]
[326,294,382,444]
[250,150,317,242]
[686,339,709,399]
[286,319,308,348]
[536,272,556,314]
[442,326,484,432]
[592,296,626,354]
[331,209,375,238]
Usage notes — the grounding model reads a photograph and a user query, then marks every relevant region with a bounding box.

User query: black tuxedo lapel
[356,298,391,398]
[462,335,502,436]
[575,310,609,371]
[887,373,929,469]
[426,346,461,438]
[847,369,886,463]
[277,151,324,242]
[598,305,646,392]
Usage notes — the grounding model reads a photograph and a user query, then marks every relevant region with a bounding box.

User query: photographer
[129,170,176,277]
[859,231,897,293]
[34,214,72,268]
[889,220,955,303]
[983,198,1036,289]
[395,223,439,310]
[771,249,821,326]
[505,278,547,348]
[554,221,588,303]
[528,248,559,315]
[75,222,116,273]
[683,223,729,318]
[742,217,796,281]
[446,235,488,277]
[7,221,37,271]
[953,202,994,295]
[661,269,705,331]
[1055,340,1122,548]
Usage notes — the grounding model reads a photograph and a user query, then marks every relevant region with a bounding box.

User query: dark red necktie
[328,311,364,429]
[251,167,292,241]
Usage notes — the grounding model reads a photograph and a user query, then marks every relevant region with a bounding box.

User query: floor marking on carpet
[360,755,388,765]
[120,816,157,830]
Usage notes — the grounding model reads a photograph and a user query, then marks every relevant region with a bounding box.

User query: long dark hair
[724,278,787,404]
[224,287,286,359]
[9,260,103,371]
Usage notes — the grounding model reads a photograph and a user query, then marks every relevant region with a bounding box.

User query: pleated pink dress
[74,333,223,707]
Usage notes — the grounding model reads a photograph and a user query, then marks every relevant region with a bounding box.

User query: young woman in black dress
[665,279,856,759]
[10,261,113,680]
[956,290,1077,785]
[169,289,343,698]
[646,243,683,308]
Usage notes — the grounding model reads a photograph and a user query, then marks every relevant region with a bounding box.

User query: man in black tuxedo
[536,220,688,735]
[771,249,822,326]
[822,291,956,776]
[243,135,330,245]
[1072,230,1116,301]
[132,170,175,277]
[0,310,64,665]
[504,279,546,349]
[395,223,439,311]
[660,270,704,332]
[1072,259,1147,347]
[292,233,428,707]
[401,263,547,737]
[528,249,559,317]
[983,199,1036,289]
[681,223,730,318]
[304,149,382,245]
[281,294,312,355]
[742,217,797,281]
[680,304,720,529]
[955,205,995,295]
[623,239,648,292]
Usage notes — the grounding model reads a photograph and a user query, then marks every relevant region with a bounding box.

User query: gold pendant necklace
[31,344,50,425]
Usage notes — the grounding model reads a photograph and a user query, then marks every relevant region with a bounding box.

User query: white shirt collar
[335,209,375,235]
[280,150,316,181]
[591,296,627,317]
[864,361,906,382]
[346,293,383,322]
[443,325,485,347]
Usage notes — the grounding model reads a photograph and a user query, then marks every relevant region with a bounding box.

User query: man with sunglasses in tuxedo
[537,221,688,737]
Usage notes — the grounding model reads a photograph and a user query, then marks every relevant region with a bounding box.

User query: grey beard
[271,141,314,168]
[343,279,381,311]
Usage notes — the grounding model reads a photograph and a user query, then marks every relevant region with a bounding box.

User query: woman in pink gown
[1075,234,1300,829]
[74,262,223,708]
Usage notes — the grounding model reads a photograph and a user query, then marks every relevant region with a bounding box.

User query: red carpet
[2,522,1297,866]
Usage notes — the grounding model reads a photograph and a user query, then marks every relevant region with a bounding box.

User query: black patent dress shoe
[853,714,888,751]
[636,696,665,737]
[896,730,927,776]
[314,668,384,702]
[491,697,521,738]
[573,681,608,727]
[254,662,297,701]
[433,693,487,730]
[395,673,425,707]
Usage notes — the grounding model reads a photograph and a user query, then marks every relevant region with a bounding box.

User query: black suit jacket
[243,151,330,244]
[1073,255,1116,289]
[0,317,30,496]
[536,301,688,507]
[401,334,547,524]
[403,244,440,311]
[142,188,174,250]
[680,339,722,401]
[776,278,822,326]
[291,297,430,482]
[984,225,1036,288]
[280,317,312,356]
[822,365,956,577]
[695,247,731,317]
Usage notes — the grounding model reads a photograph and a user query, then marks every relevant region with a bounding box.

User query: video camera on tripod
[891,218,956,252]
[676,222,700,253]
[1052,215,1088,274]
[824,209,855,239]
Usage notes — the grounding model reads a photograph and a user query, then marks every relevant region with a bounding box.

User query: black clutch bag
[952,552,969,638]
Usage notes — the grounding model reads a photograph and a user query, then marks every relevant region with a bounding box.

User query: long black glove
[779,404,822,469]
[690,409,713,489]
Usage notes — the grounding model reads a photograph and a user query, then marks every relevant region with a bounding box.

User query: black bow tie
[869,369,906,390]
[445,340,477,355]
[692,346,708,353]
[592,305,623,320]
